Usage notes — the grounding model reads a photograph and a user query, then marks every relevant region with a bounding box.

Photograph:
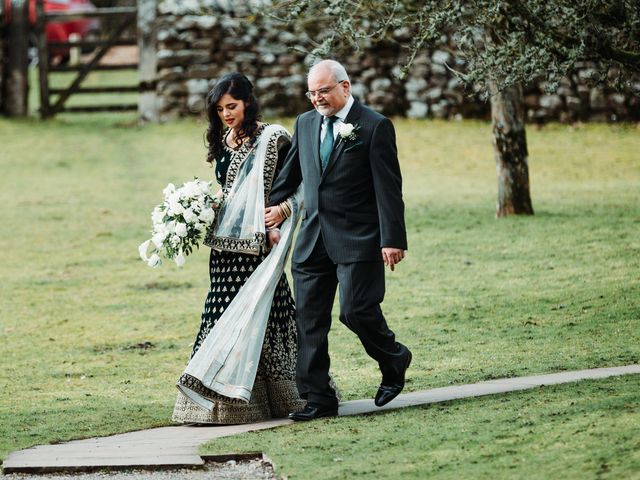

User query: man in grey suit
[267,59,411,421]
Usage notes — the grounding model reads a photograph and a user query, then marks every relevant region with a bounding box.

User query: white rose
[151,207,165,224]
[338,123,355,137]
[147,253,161,268]
[168,191,181,203]
[168,199,184,216]
[164,220,176,234]
[171,234,180,247]
[181,181,199,199]
[198,181,212,196]
[193,222,205,231]
[182,208,198,224]
[174,251,186,267]
[167,191,183,214]
[151,231,167,249]
[154,222,168,236]
[175,222,188,237]
[162,183,176,198]
[199,207,215,224]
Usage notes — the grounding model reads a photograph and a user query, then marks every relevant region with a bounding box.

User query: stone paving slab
[3,364,639,474]
[338,364,640,416]
[3,459,277,480]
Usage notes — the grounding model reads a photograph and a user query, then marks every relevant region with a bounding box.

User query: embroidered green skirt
[172,249,305,424]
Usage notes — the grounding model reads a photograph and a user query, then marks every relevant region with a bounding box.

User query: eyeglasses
[305,81,344,100]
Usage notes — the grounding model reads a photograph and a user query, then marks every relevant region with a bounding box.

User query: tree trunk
[6,0,29,116]
[0,17,5,114]
[490,82,534,217]
[137,0,158,123]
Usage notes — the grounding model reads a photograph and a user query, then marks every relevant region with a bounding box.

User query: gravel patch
[3,459,276,480]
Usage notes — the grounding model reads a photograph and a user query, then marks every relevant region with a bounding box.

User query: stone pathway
[3,459,276,480]
[3,364,639,475]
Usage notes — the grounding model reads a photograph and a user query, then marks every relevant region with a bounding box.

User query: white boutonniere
[338,122,360,143]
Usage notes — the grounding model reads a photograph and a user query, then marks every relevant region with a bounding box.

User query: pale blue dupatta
[177,124,302,408]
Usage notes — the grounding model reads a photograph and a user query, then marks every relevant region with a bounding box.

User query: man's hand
[265,206,285,229]
[382,248,405,271]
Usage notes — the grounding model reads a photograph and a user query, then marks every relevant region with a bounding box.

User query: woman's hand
[212,189,224,210]
[265,206,284,229]
[267,229,281,248]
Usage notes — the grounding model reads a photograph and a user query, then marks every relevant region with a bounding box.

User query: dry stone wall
[156,3,639,122]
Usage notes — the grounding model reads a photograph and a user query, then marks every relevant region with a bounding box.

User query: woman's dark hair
[205,72,260,165]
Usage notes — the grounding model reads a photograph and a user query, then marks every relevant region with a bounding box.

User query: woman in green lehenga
[172,73,305,424]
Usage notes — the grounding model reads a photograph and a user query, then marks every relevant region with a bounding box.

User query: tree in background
[271,0,640,216]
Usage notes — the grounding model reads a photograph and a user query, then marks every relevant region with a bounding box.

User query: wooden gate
[35,0,156,119]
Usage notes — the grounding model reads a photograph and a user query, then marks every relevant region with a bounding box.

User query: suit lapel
[309,112,322,179]
[321,100,363,180]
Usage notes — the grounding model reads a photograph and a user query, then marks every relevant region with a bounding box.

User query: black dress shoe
[288,404,338,421]
[375,350,412,407]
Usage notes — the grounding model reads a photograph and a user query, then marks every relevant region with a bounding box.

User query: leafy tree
[271,0,640,216]
[274,0,639,94]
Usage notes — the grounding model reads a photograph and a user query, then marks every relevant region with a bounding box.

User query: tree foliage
[271,0,640,96]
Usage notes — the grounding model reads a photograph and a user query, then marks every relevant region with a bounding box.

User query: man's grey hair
[309,59,351,85]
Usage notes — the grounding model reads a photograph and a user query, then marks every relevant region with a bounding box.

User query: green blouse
[215,128,290,189]
[214,145,233,187]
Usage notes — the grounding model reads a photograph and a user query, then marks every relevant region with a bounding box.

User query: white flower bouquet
[139,179,219,267]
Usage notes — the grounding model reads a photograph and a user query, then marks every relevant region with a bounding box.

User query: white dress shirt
[320,95,355,143]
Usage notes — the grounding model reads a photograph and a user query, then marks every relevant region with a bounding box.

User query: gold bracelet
[278,201,291,219]
[284,201,292,218]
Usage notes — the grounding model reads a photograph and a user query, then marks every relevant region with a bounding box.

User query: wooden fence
[2,0,158,121]
[4,0,29,116]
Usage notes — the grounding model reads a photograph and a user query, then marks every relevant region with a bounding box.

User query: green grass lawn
[0,114,638,477]
[203,375,640,479]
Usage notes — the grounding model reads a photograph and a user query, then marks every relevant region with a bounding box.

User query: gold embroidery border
[204,124,290,253]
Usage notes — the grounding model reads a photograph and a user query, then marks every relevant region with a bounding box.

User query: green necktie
[320,116,337,171]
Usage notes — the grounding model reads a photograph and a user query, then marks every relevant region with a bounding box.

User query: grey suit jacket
[269,100,407,264]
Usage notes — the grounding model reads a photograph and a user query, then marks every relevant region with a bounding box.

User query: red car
[25,0,101,61]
